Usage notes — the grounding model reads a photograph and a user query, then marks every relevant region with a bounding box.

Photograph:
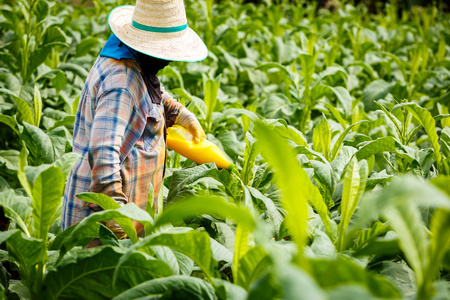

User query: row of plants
[0,0,449,299]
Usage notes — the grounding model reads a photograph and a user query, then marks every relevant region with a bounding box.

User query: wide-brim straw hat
[108,0,208,62]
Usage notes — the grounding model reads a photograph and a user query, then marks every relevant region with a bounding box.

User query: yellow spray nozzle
[166,125,232,170]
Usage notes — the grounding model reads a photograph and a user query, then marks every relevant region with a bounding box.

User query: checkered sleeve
[161,86,185,128]
[88,87,145,205]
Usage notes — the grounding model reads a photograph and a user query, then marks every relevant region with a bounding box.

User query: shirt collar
[100,34,139,62]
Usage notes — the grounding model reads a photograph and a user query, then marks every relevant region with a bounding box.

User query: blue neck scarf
[100,34,139,61]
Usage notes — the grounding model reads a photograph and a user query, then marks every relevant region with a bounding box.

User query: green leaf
[378,261,416,298]
[266,119,308,147]
[362,80,393,111]
[394,103,442,168]
[247,186,283,235]
[354,137,406,161]
[233,224,249,287]
[254,122,309,264]
[248,263,326,300]
[26,42,68,83]
[0,150,19,172]
[42,246,172,299]
[53,152,81,179]
[0,114,21,136]
[352,222,390,251]
[51,223,101,252]
[0,190,32,236]
[419,208,450,299]
[17,146,33,201]
[12,95,33,125]
[299,53,316,89]
[327,285,386,300]
[310,256,402,299]
[6,231,46,292]
[212,278,248,300]
[167,164,237,202]
[21,123,66,164]
[154,196,255,233]
[99,224,120,247]
[112,275,215,300]
[331,121,368,161]
[47,115,75,131]
[263,94,296,119]
[210,238,233,263]
[33,85,42,128]
[337,158,368,251]
[204,77,220,131]
[160,66,185,89]
[116,230,214,283]
[30,165,64,239]
[75,37,99,57]
[240,133,261,185]
[317,117,331,160]
[236,245,270,289]
[58,63,89,79]
[357,176,450,291]
[312,85,352,116]
[66,203,153,244]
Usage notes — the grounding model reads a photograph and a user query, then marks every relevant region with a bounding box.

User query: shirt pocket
[142,103,164,151]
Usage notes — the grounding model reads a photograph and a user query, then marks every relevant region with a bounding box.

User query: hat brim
[108,6,208,62]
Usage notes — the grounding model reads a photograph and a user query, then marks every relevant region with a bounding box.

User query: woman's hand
[175,108,206,143]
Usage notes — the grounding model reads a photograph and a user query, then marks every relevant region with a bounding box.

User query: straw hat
[108,0,208,62]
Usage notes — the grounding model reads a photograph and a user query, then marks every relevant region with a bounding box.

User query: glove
[105,220,128,240]
[175,108,206,144]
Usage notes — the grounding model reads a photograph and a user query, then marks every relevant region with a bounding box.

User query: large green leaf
[66,203,154,244]
[5,231,46,295]
[247,263,326,300]
[213,278,247,300]
[232,224,249,287]
[112,275,216,300]
[312,85,352,116]
[76,193,123,210]
[354,136,406,161]
[33,85,42,128]
[50,222,101,251]
[247,186,283,234]
[21,123,66,164]
[236,245,270,289]
[310,256,402,298]
[167,163,237,202]
[419,208,450,299]
[204,76,220,132]
[314,117,331,161]
[0,150,19,172]
[357,176,450,292]
[254,122,309,264]
[30,165,64,239]
[362,79,393,111]
[337,158,368,251]
[53,152,81,179]
[331,120,368,161]
[0,114,21,136]
[352,222,390,252]
[394,103,442,168]
[42,246,172,300]
[378,261,416,298]
[0,190,32,236]
[240,133,261,185]
[154,196,255,231]
[116,230,215,283]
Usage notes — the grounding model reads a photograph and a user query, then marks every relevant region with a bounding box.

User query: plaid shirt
[62,56,183,230]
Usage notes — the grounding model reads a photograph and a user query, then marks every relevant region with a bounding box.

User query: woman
[62,0,208,240]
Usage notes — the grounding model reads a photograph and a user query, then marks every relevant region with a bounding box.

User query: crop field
[0,0,449,299]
